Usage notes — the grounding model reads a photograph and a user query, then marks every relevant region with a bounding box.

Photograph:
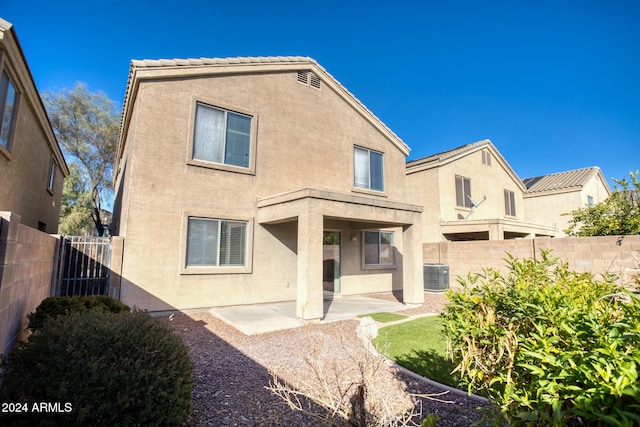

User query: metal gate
[53,236,112,297]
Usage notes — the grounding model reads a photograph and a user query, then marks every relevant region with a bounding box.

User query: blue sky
[4,0,639,188]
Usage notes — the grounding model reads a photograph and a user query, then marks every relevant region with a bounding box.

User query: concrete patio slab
[210,294,410,335]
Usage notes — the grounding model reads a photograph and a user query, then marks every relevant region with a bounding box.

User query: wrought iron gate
[53,236,112,297]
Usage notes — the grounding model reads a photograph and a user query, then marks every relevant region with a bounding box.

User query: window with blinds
[186,218,247,267]
[455,175,472,208]
[504,190,516,217]
[0,70,18,152]
[354,146,384,192]
[193,103,252,168]
[363,230,394,266]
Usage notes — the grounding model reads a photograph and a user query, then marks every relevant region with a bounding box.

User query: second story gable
[113,56,411,212]
[407,139,557,241]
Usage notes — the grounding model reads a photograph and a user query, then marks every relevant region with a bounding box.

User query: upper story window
[354,146,384,192]
[504,189,516,216]
[455,175,472,208]
[193,103,252,168]
[186,217,247,268]
[587,196,594,208]
[363,230,394,266]
[0,70,18,152]
[48,158,57,193]
[482,149,492,166]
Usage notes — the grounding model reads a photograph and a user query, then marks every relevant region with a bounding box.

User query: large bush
[443,251,640,426]
[27,295,130,332]
[1,310,193,426]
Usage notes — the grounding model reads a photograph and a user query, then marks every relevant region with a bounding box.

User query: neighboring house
[111,56,424,319]
[523,167,611,236]
[0,18,68,233]
[406,139,557,241]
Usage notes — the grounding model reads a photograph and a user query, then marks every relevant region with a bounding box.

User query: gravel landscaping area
[168,292,492,426]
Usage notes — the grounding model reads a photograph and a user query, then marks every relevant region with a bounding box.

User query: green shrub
[27,295,130,332]
[443,251,640,426]
[1,310,193,426]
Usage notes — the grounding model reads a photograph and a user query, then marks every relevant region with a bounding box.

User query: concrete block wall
[424,235,640,289]
[0,212,59,356]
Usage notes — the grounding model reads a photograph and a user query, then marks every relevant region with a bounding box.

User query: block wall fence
[0,212,58,357]
[424,235,640,289]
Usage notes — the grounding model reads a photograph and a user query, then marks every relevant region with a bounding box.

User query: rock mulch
[167,292,492,426]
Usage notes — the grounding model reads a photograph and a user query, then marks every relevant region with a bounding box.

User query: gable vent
[309,73,321,89]
[297,71,308,84]
[296,71,321,90]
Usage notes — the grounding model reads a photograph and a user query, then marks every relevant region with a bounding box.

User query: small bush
[443,251,640,426]
[1,310,193,426]
[27,295,130,332]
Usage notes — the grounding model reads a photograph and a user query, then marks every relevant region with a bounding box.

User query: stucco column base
[402,222,424,305]
[296,204,324,321]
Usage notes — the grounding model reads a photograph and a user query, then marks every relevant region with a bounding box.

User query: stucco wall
[424,235,640,289]
[0,212,58,356]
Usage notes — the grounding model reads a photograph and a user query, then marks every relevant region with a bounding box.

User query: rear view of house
[112,56,423,319]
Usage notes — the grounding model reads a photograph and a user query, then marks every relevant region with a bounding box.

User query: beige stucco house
[523,167,611,236]
[406,139,557,241]
[112,56,424,319]
[0,18,68,233]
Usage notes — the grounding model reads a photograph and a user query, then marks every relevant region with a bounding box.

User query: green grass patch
[372,315,460,388]
[358,312,409,323]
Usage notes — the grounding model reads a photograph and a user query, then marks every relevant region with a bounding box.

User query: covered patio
[257,188,424,321]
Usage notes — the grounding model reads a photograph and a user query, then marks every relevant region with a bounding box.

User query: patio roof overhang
[256,188,424,321]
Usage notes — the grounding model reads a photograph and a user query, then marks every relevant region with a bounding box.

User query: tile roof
[406,139,492,166]
[130,56,319,68]
[522,167,601,194]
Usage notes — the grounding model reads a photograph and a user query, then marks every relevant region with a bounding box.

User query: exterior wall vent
[297,71,321,90]
[423,264,450,291]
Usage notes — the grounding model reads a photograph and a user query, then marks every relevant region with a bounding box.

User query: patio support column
[402,221,424,305]
[296,203,324,321]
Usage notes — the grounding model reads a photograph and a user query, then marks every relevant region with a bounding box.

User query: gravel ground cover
[167,292,492,426]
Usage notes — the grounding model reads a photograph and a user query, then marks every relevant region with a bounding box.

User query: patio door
[322,231,341,294]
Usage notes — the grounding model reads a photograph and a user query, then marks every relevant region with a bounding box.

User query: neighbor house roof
[522,166,610,196]
[115,56,409,170]
[406,139,525,191]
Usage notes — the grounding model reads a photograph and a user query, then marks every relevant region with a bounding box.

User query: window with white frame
[363,230,394,266]
[587,196,594,208]
[186,217,247,267]
[48,158,56,193]
[354,146,384,192]
[193,103,252,168]
[455,175,472,208]
[504,189,516,216]
[0,70,18,151]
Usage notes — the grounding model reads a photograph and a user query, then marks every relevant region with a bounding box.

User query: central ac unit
[423,264,450,291]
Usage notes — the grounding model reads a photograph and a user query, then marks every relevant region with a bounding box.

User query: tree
[565,170,640,236]
[44,83,120,236]
[58,163,94,235]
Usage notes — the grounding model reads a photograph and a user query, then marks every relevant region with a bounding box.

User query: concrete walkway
[209,294,411,335]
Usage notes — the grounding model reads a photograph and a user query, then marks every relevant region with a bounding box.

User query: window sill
[351,187,387,197]
[0,144,11,160]
[187,158,255,175]
[362,263,397,271]
[180,265,252,275]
